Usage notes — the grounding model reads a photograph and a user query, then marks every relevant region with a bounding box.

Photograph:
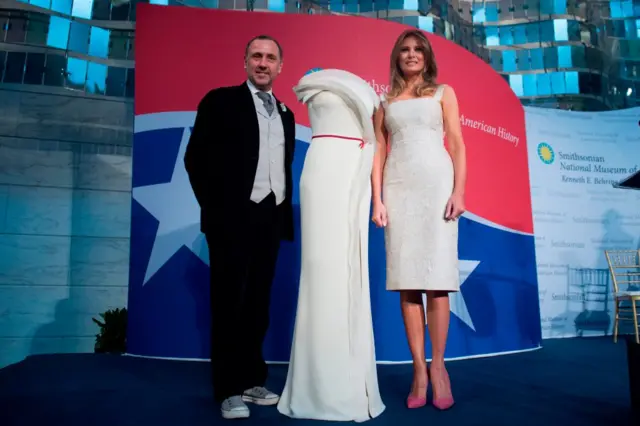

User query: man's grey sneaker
[221,396,249,419]
[242,386,280,406]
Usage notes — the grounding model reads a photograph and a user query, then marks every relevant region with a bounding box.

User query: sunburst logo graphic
[537,142,554,164]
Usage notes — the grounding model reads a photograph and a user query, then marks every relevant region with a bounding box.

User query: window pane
[125,68,134,98]
[109,31,129,60]
[359,0,374,12]
[30,0,51,9]
[622,0,634,18]
[1,16,8,43]
[89,27,110,58]
[489,50,501,71]
[557,45,572,68]
[540,0,553,14]
[6,16,26,43]
[578,72,600,94]
[543,47,558,68]
[47,16,70,50]
[129,37,135,60]
[517,50,530,71]
[550,72,566,94]
[530,48,544,69]
[268,0,285,12]
[608,1,620,17]
[86,62,107,94]
[486,3,498,21]
[92,0,111,20]
[4,52,26,83]
[472,5,486,23]
[539,21,553,42]
[499,27,513,45]
[105,66,126,97]
[553,0,566,14]
[0,51,6,81]
[527,23,540,43]
[502,50,516,72]
[567,20,580,42]
[569,46,585,68]
[485,27,499,46]
[537,73,551,96]
[68,22,90,55]
[26,16,49,45]
[513,25,526,44]
[66,57,88,90]
[51,0,72,14]
[72,0,94,19]
[509,74,524,97]
[403,0,418,11]
[523,74,537,96]
[554,19,568,41]
[344,0,358,13]
[24,52,45,85]
[111,3,130,20]
[44,54,66,87]
[417,16,434,32]
[625,19,636,39]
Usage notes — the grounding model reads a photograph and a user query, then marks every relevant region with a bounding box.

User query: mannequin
[277,69,386,422]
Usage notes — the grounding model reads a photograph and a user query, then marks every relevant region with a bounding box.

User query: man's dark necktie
[256,91,274,116]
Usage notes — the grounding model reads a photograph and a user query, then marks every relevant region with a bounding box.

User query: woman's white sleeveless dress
[277,69,386,422]
[382,86,460,292]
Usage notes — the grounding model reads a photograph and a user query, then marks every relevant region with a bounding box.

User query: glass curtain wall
[1,0,637,110]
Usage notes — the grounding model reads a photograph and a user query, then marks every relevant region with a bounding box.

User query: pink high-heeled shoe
[432,396,455,410]
[407,395,427,409]
[406,373,428,409]
[430,365,455,410]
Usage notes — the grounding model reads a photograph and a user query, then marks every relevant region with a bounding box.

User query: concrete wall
[0,85,133,368]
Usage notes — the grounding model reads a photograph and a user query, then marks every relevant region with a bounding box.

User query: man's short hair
[245,35,284,60]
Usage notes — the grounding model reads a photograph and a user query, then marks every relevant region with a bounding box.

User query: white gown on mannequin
[277,69,386,422]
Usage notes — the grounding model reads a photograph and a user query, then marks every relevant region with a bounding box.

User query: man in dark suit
[184,35,295,420]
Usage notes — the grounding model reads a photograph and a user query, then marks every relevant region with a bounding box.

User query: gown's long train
[276,69,385,422]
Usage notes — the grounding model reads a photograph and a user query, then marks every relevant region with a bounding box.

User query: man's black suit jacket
[184,82,296,241]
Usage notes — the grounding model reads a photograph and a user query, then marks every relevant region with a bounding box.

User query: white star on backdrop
[423,260,481,331]
[132,126,209,285]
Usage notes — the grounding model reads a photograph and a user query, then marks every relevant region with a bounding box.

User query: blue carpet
[0,337,633,425]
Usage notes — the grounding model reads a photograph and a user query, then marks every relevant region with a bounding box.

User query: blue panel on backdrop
[128,112,541,362]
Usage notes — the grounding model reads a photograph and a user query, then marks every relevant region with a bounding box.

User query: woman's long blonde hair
[387,29,438,100]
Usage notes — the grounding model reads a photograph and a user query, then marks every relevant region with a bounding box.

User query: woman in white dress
[371,30,467,411]
[277,69,386,422]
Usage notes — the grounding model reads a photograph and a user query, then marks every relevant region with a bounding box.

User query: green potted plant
[92,307,128,354]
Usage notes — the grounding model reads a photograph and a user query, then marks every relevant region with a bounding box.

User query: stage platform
[0,337,632,425]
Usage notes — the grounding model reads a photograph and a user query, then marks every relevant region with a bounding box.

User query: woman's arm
[442,85,467,198]
[371,106,388,205]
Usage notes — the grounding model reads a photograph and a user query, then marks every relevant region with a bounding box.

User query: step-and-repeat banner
[128,5,541,361]
[526,107,640,338]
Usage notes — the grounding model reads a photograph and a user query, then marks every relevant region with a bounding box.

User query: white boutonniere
[280,103,287,112]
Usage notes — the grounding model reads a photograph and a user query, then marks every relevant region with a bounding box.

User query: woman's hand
[445,192,465,221]
[372,202,388,227]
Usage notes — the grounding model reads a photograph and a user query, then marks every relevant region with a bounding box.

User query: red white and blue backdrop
[128,4,542,362]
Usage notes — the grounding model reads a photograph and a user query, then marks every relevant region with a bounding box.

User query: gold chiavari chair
[605,250,640,344]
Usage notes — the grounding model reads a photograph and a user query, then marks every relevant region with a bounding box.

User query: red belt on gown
[311,134,366,149]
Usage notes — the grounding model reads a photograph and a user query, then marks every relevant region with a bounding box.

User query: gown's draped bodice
[293,69,380,145]
[306,92,363,140]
